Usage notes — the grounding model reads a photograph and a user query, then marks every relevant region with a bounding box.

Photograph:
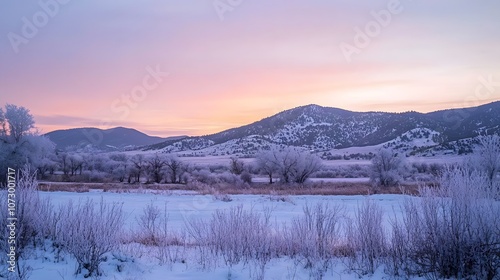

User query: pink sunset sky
[1,1,499,137]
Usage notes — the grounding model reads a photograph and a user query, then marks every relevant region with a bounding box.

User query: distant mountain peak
[45,127,177,151]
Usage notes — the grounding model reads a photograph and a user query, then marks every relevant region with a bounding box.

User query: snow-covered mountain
[147,101,500,156]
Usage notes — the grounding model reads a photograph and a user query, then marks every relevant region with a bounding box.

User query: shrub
[58,198,124,278]
[189,169,220,185]
[388,166,500,279]
[186,205,275,272]
[285,203,343,279]
[135,201,162,246]
[240,171,253,184]
[312,164,370,178]
[347,199,386,275]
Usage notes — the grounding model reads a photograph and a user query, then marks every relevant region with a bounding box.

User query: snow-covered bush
[186,169,250,188]
[132,201,181,265]
[208,163,228,173]
[135,201,162,246]
[58,198,124,278]
[218,171,242,185]
[186,205,275,273]
[389,166,500,279]
[285,203,343,279]
[408,162,443,182]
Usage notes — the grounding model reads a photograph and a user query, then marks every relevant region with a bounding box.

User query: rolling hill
[46,101,500,155]
[146,101,500,156]
[45,127,185,151]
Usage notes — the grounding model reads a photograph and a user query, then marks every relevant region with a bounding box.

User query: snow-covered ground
[39,191,408,231]
[21,191,421,280]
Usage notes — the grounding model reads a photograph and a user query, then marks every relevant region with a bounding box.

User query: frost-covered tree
[0,104,35,143]
[68,153,84,176]
[36,154,58,178]
[370,148,406,187]
[56,152,71,176]
[130,154,147,183]
[256,147,322,184]
[291,152,322,184]
[273,147,299,184]
[146,153,167,183]
[165,155,185,183]
[0,104,55,183]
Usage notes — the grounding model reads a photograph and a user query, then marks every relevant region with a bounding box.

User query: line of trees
[35,147,324,186]
[45,152,189,184]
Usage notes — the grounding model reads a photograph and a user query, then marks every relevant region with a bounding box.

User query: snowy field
[24,191,420,280]
[39,190,408,232]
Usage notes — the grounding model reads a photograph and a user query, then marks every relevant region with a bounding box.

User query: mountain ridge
[147,101,500,156]
[46,101,500,155]
[45,127,186,151]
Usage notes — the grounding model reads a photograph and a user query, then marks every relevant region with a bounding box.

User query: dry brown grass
[201,182,421,196]
[37,181,423,196]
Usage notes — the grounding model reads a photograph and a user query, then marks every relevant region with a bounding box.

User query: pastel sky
[1,0,499,136]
